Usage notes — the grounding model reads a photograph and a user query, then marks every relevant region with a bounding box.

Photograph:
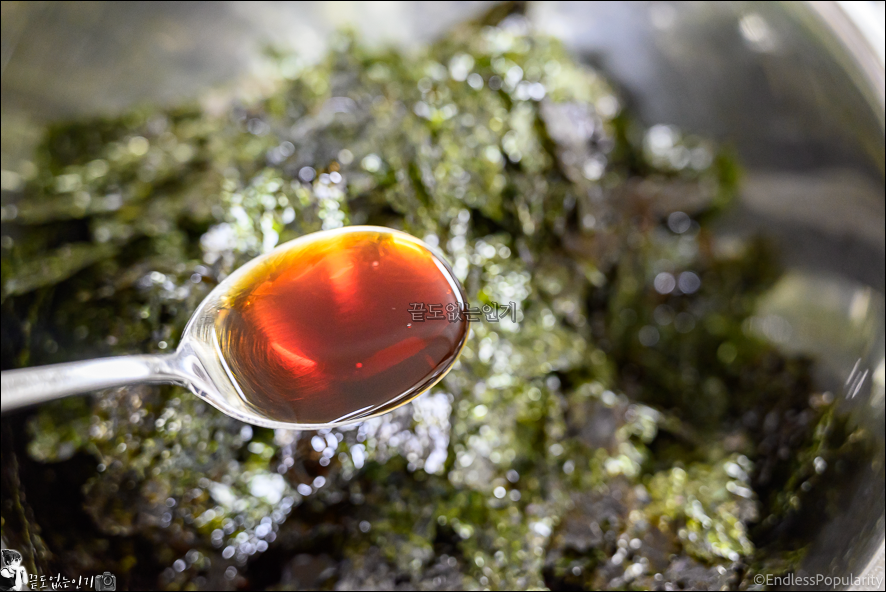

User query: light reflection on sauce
[215,227,469,424]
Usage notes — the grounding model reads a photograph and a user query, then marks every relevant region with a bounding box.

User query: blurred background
[1,1,884,589]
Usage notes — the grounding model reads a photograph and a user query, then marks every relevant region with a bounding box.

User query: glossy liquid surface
[215,227,469,425]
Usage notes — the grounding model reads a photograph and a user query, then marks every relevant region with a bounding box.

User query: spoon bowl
[0,226,470,429]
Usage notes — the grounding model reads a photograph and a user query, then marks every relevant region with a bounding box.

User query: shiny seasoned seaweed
[0,6,873,591]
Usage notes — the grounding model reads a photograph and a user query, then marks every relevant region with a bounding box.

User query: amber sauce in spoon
[213,227,469,424]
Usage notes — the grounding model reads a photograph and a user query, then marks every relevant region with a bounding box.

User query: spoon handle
[0,354,183,412]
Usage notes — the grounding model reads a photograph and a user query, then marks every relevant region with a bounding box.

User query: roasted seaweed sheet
[0,6,873,591]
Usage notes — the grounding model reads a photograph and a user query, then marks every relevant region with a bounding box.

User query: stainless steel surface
[0,353,181,410]
[1,1,883,588]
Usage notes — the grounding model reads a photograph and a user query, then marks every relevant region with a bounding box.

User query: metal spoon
[0,226,469,429]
